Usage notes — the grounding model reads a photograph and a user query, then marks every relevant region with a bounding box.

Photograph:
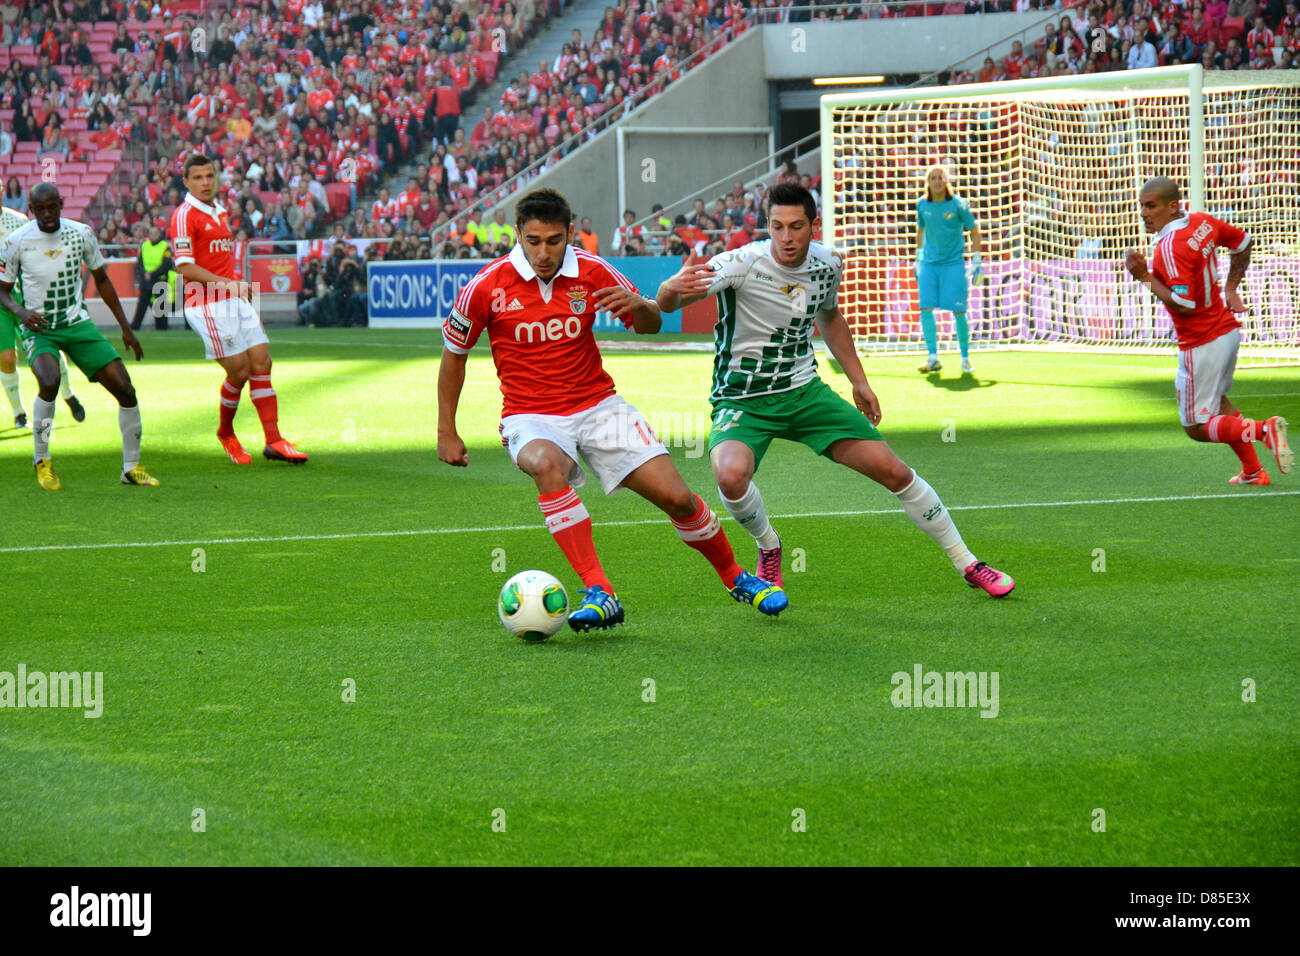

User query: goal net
[821,66,1300,366]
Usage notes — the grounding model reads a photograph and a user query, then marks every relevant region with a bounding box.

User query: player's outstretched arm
[92,266,142,360]
[817,307,881,425]
[437,347,470,467]
[593,286,660,333]
[1125,249,1192,315]
[655,262,714,313]
[1224,242,1252,313]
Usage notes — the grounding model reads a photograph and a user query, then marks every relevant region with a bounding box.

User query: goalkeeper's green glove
[969,255,985,286]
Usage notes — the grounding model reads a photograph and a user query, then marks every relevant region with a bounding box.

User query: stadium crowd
[0,0,1296,268]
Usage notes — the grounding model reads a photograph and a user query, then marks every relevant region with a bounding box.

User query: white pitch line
[2,489,1296,554]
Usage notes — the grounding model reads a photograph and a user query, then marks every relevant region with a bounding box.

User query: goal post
[820,66,1300,366]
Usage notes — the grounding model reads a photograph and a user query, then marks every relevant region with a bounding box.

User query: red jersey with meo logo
[442,244,638,417]
[169,193,237,307]
[1149,210,1251,350]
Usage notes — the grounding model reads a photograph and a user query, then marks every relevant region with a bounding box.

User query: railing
[910,7,1066,85]
[427,10,767,247]
[626,128,820,238]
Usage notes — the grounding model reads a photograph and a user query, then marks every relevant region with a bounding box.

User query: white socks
[1,369,21,416]
[57,353,74,400]
[894,470,976,572]
[719,482,780,550]
[119,404,142,473]
[32,396,55,462]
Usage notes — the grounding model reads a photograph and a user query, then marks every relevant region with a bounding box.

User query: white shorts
[500,394,668,495]
[184,296,269,361]
[1175,327,1239,427]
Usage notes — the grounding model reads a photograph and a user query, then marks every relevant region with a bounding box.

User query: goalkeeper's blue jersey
[916,195,975,266]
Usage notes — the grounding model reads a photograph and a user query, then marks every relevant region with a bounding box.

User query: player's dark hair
[766,182,817,223]
[515,188,572,230]
[1141,176,1182,205]
[184,153,215,177]
[29,181,60,204]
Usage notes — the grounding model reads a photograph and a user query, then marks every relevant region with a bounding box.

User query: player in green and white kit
[0,183,158,490]
[657,182,1014,598]
[914,165,983,374]
[0,205,86,429]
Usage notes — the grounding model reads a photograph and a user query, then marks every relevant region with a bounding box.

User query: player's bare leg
[1187,395,1291,482]
[245,344,307,464]
[30,352,61,489]
[827,437,1015,597]
[93,359,158,486]
[712,439,783,587]
[1,347,25,427]
[516,438,620,630]
[620,454,787,615]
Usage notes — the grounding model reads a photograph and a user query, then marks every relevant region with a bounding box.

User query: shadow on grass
[922,373,999,392]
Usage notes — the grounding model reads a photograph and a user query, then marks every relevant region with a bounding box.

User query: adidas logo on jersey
[506,298,524,311]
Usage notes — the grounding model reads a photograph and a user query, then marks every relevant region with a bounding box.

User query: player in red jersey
[437,189,786,631]
[170,154,308,465]
[1125,177,1291,484]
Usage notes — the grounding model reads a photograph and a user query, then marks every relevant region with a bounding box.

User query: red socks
[672,494,744,587]
[1208,413,1263,473]
[249,374,282,444]
[539,488,613,594]
[218,379,241,439]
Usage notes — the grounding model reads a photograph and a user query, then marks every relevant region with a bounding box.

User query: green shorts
[21,320,120,381]
[709,376,883,470]
[0,307,18,352]
[1,284,23,351]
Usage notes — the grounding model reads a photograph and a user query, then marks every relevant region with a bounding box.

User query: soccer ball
[498,570,569,642]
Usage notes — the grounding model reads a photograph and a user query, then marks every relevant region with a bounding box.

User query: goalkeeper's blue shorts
[916,261,967,312]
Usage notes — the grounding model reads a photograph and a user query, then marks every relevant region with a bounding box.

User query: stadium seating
[0,0,1292,257]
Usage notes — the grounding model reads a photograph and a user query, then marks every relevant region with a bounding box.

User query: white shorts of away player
[184,295,269,361]
[1175,326,1239,427]
[500,394,668,496]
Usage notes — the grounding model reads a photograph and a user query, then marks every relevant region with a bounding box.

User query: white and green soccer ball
[498,570,569,642]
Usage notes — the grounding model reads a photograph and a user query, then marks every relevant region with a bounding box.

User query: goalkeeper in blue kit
[914,166,983,374]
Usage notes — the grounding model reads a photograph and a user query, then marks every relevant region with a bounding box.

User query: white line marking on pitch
[3,490,1296,554]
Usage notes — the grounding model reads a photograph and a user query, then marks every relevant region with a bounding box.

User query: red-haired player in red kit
[437,188,786,631]
[1126,176,1291,484]
[170,154,308,465]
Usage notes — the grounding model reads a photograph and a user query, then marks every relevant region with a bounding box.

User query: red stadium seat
[325,182,351,220]
[1220,17,1246,44]
[942,2,965,13]
[256,189,279,208]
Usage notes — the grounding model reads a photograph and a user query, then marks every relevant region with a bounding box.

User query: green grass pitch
[1,329,1296,866]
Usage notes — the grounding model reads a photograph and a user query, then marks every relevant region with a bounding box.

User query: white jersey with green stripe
[703,239,843,402]
[0,217,103,331]
[0,207,28,308]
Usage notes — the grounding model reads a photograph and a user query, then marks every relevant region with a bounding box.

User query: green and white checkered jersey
[0,207,29,312]
[0,207,28,243]
[703,239,842,402]
[0,218,102,330]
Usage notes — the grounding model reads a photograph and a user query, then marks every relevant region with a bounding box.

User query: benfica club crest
[269,262,293,292]
[567,290,587,314]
